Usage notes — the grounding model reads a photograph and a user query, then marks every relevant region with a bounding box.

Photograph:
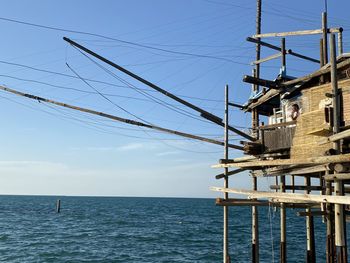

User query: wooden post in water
[251,1,261,260]
[56,199,61,213]
[305,176,316,263]
[325,170,335,263]
[330,33,348,263]
[252,175,259,263]
[280,175,286,263]
[223,84,230,263]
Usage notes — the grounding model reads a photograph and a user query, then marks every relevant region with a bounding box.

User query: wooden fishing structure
[212,2,350,263]
[0,2,349,263]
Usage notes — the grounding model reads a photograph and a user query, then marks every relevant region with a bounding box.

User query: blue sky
[0,0,349,197]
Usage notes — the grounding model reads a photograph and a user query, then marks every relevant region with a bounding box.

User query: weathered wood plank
[251,52,282,65]
[216,198,318,208]
[212,153,350,169]
[252,27,342,38]
[318,129,350,145]
[324,173,350,181]
[210,186,350,205]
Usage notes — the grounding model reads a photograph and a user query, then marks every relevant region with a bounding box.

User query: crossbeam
[252,27,342,38]
[212,153,350,168]
[211,186,350,205]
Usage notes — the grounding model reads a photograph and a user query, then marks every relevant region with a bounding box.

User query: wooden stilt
[280,175,286,263]
[56,199,61,213]
[252,176,259,263]
[223,84,230,263]
[251,0,261,260]
[330,33,348,263]
[305,176,316,263]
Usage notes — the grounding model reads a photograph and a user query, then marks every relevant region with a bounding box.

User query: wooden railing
[260,122,296,153]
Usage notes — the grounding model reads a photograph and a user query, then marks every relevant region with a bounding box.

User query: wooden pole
[281,38,286,71]
[320,38,325,84]
[280,175,286,263]
[252,1,261,261]
[338,30,343,55]
[322,12,328,64]
[325,170,335,263]
[223,84,230,263]
[305,176,316,263]
[330,33,347,263]
[252,176,259,263]
[56,199,61,213]
[63,37,256,142]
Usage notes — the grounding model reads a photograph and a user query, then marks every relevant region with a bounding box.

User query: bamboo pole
[223,84,230,263]
[330,33,347,263]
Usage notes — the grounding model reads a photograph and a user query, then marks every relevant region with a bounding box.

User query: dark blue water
[0,195,344,262]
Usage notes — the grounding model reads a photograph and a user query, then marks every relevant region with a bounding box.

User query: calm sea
[0,195,345,262]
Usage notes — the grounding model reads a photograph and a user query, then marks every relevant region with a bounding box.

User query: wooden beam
[245,89,280,111]
[210,186,350,205]
[252,164,328,177]
[0,86,244,150]
[283,58,350,87]
[63,37,256,142]
[258,121,296,130]
[251,52,282,65]
[252,27,342,38]
[324,173,350,181]
[270,185,322,191]
[246,37,319,63]
[228,102,244,109]
[216,198,318,208]
[219,155,257,164]
[243,75,282,89]
[212,153,350,169]
[318,129,350,145]
[215,168,246,180]
[287,50,320,64]
[297,210,327,217]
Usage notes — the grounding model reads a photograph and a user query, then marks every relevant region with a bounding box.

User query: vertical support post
[56,199,61,213]
[252,176,259,263]
[338,31,343,55]
[325,170,335,263]
[280,175,286,263]
[320,38,325,84]
[281,38,286,72]
[330,33,347,263]
[251,2,261,262]
[322,12,328,64]
[223,84,230,263]
[305,176,316,263]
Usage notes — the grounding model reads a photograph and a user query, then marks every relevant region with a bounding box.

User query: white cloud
[156,151,179,157]
[116,143,144,151]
